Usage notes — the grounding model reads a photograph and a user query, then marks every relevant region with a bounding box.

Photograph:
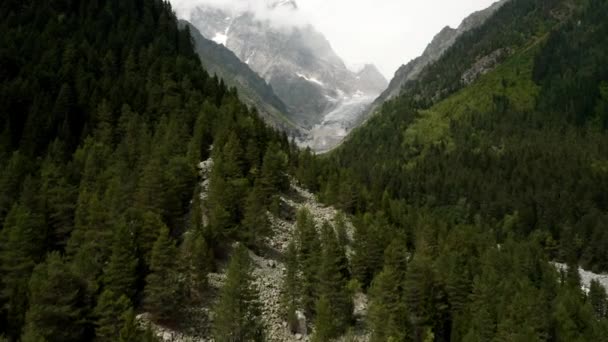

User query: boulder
[295,310,307,336]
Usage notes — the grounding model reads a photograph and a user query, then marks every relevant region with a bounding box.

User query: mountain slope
[368,0,509,115]
[0,0,295,340]
[324,0,608,270]
[184,2,387,131]
[299,0,608,338]
[181,20,300,134]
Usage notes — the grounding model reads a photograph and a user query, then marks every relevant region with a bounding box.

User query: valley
[2,0,608,341]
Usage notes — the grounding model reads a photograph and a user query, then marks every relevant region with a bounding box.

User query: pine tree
[0,204,45,339]
[22,252,87,342]
[317,222,353,335]
[144,226,180,322]
[281,240,300,333]
[119,308,142,342]
[296,208,321,316]
[241,185,270,248]
[213,244,264,341]
[588,280,608,319]
[368,268,408,342]
[179,231,212,302]
[368,238,410,342]
[103,219,138,300]
[94,290,132,341]
[258,143,288,203]
[312,296,333,342]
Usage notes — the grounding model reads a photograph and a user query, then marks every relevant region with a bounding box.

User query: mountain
[180,20,300,135]
[368,0,509,114]
[302,0,608,338]
[183,1,387,135]
[0,0,296,340]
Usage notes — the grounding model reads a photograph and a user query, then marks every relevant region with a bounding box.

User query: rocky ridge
[182,1,387,135]
[137,158,369,341]
[367,0,510,116]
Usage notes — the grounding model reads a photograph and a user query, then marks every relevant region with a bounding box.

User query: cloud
[170,0,500,78]
[171,0,310,29]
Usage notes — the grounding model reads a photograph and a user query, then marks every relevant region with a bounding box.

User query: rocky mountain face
[368,0,510,113]
[182,0,387,149]
[180,20,300,135]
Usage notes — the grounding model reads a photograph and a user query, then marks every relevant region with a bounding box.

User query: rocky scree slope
[137,156,368,341]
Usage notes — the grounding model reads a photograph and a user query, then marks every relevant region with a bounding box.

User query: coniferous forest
[1,0,608,341]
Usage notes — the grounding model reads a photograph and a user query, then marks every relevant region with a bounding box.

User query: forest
[1,0,608,341]
[0,0,296,340]
[294,0,608,339]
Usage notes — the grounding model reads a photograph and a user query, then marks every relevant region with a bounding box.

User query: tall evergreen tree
[103,219,138,300]
[241,185,270,248]
[317,222,353,335]
[22,252,87,342]
[312,296,333,342]
[178,231,212,303]
[144,226,180,322]
[0,204,45,339]
[295,208,321,316]
[281,240,301,333]
[93,291,131,342]
[588,280,608,319]
[258,143,288,203]
[213,244,264,341]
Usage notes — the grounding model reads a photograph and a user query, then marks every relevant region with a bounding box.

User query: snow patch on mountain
[296,73,324,86]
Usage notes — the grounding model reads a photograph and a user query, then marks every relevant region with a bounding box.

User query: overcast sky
[170,0,498,79]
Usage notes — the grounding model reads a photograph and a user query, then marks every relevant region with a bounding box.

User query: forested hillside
[2,0,608,341]
[0,0,295,341]
[293,0,608,339]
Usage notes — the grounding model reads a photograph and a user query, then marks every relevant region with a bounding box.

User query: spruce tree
[281,240,301,332]
[258,143,289,203]
[0,204,45,339]
[368,268,408,342]
[103,219,138,300]
[589,280,608,319]
[144,226,180,322]
[94,290,131,341]
[119,308,142,342]
[178,231,212,302]
[312,296,333,342]
[296,208,321,316]
[241,185,270,248]
[213,244,264,341]
[317,222,353,336]
[22,252,87,342]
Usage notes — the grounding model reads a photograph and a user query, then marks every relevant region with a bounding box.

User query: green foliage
[144,226,180,322]
[281,241,301,333]
[588,280,608,319]
[178,231,212,303]
[312,296,333,342]
[0,0,294,338]
[118,309,141,342]
[103,220,138,300]
[295,208,321,316]
[241,185,271,249]
[317,222,353,335]
[0,203,46,339]
[212,245,264,341]
[93,291,131,342]
[22,252,87,342]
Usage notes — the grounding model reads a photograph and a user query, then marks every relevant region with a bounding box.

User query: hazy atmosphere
[170,0,498,77]
[6,0,607,340]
